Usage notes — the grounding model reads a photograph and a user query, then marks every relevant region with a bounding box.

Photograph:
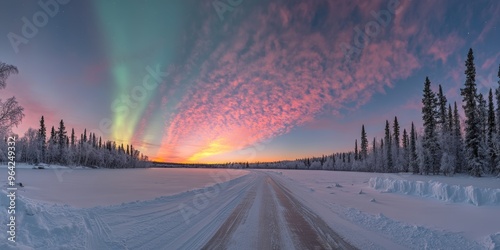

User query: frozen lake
[2,166,248,207]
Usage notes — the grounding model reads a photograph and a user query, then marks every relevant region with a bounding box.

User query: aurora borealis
[1,0,499,163]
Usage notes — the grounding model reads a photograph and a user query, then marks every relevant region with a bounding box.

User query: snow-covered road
[203,172,354,249]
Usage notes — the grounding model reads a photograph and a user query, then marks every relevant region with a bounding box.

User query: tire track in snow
[257,176,284,249]
[202,172,355,249]
[202,180,258,249]
[269,174,355,249]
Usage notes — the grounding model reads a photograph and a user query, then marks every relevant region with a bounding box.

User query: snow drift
[369,177,500,206]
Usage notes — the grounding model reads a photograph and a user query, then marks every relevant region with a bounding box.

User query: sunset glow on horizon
[1,0,499,163]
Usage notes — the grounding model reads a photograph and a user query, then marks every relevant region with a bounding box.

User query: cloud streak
[155,0,427,162]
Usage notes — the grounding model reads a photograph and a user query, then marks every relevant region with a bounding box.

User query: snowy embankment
[369,176,500,206]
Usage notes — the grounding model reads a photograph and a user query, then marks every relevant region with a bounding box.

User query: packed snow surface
[1,166,499,249]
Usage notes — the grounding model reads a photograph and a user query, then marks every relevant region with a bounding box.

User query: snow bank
[0,190,96,250]
[369,177,500,206]
[343,208,484,249]
[484,232,500,250]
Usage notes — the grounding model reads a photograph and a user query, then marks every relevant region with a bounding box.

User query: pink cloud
[154,0,430,162]
[481,52,500,70]
[427,33,465,64]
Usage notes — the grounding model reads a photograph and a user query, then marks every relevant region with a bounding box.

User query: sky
[0,0,499,163]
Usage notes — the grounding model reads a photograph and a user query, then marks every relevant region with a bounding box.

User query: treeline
[0,116,149,168]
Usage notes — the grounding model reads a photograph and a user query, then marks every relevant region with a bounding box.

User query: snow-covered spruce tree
[422,77,440,175]
[57,119,68,164]
[477,93,491,173]
[461,48,481,176]
[495,64,500,175]
[380,138,385,172]
[371,137,377,172]
[448,104,453,136]
[488,89,497,173]
[38,116,47,163]
[402,128,409,172]
[440,104,456,175]
[393,116,400,170]
[436,85,453,175]
[496,64,500,135]
[437,85,448,131]
[416,129,426,174]
[440,117,455,175]
[384,120,393,172]
[409,123,419,174]
[453,102,465,173]
[354,139,358,161]
[361,125,368,161]
[68,128,76,164]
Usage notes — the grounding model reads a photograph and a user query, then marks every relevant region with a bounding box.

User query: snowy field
[1,165,499,249]
[0,164,248,207]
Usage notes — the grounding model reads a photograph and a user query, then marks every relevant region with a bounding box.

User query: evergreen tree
[385,120,393,172]
[437,84,448,131]
[422,77,440,175]
[92,133,96,148]
[477,93,489,173]
[372,137,377,172]
[410,122,418,174]
[448,104,453,134]
[392,116,400,153]
[361,125,368,160]
[57,120,67,163]
[497,64,500,135]
[488,89,496,136]
[71,128,75,147]
[461,48,481,176]
[443,103,456,175]
[488,88,497,172]
[497,64,500,174]
[354,139,358,161]
[380,138,385,171]
[50,126,56,142]
[402,128,409,172]
[478,93,487,137]
[453,102,464,173]
[38,116,47,162]
[49,126,56,163]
